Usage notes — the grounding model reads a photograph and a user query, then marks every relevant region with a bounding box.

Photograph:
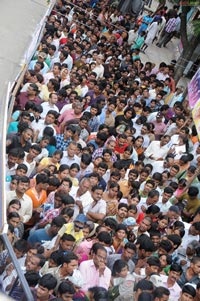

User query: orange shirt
[26,187,47,209]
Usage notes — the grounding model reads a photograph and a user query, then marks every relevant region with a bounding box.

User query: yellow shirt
[58,223,83,243]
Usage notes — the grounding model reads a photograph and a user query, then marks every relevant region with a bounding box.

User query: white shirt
[157,197,172,213]
[144,141,169,164]
[23,153,37,177]
[31,119,56,141]
[160,274,182,301]
[93,64,104,79]
[70,186,93,218]
[6,191,33,223]
[40,102,59,119]
[60,151,81,167]
[181,222,200,250]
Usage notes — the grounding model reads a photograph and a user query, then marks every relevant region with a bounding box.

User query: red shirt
[114,140,129,154]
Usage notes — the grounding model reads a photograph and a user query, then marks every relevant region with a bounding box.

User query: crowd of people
[3,0,200,300]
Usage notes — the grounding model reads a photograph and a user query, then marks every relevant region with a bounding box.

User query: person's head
[117,203,128,219]
[60,234,76,252]
[57,281,76,301]
[103,217,118,233]
[13,239,28,258]
[135,279,154,301]
[167,206,180,222]
[16,176,30,194]
[143,180,155,194]
[58,165,70,181]
[122,242,136,261]
[158,239,173,255]
[179,284,196,301]
[24,271,40,288]
[115,224,127,241]
[149,231,161,249]
[7,212,20,228]
[188,186,199,199]
[112,259,129,277]
[138,292,153,301]
[96,231,112,247]
[91,185,104,203]
[80,153,92,169]
[157,215,169,230]
[7,148,19,167]
[97,162,108,177]
[92,244,107,268]
[61,252,79,276]
[26,254,46,272]
[138,215,152,233]
[51,150,63,165]
[50,216,66,236]
[36,274,57,300]
[190,256,200,275]
[153,286,170,301]
[67,142,77,158]
[167,234,182,250]
[138,237,155,259]
[74,214,87,232]
[168,263,182,283]
[78,177,91,195]
[189,222,200,236]
[108,182,120,199]
[88,286,108,301]
[16,163,28,176]
[146,190,160,206]
[146,205,160,220]
[146,256,161,276]
[139,168,150,183]
[7,199,21,213]
[45,110,59,125]
[159,253,172,268]
[57,177,71,194]
[35,173,49,190]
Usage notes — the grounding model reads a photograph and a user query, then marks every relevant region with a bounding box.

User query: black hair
[38,274,57,290]
[159,240,173,253]
[50,250,63,266]
[147,256,161,267]
[24,271,40,287]
[35,173,49,185]
[103,217,118,232]
[57,281,76,295]
[51,216,66,228]
[153,287,170,298]
[97,231,112,246]
[170,263,182,274]
[182,284,196,298]
[13,239,28,253]
[61,233,76,243]
[112,259,128,276]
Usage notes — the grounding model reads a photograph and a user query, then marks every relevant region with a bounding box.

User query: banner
[188,68,200,108]
[192,98,200,140]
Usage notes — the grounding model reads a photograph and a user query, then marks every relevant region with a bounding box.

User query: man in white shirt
[51,50,73,71]
[31,109,58,141]
[6,176,33,223]
[70,177,93,218]
[93,55,104,79]
[60,142,81,167]
[41,92,59,119]
[157,187,174,213]
[181,222,200,250]
[144,135,170,164]
[159,263,182,301]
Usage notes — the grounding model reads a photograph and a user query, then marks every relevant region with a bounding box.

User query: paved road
[0,0,49,101]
